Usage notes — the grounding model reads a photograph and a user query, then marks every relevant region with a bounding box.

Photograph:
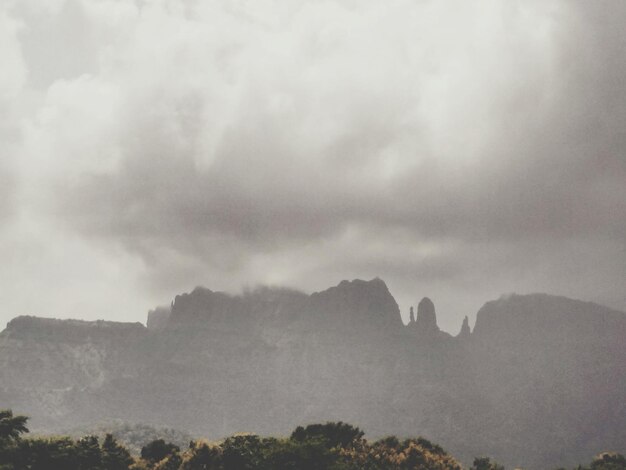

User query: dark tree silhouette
[0,410,29,441]
[102,434,133,470]
[76,435,103,470]
[470,456,505,470]
[290,422,364,448]
[140,439,180,464]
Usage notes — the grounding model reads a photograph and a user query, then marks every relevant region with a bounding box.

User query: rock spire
[415,297,439,332]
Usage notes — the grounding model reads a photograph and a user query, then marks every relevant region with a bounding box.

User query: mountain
[0,279,624,469]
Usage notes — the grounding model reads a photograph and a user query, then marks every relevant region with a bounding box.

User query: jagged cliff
[0,279,624,469]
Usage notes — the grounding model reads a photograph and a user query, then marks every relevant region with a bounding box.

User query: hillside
[1,279,624,469]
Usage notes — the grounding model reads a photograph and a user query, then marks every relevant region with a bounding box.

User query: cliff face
[0,316,145,388]
[0,316,146,427]
[457,316,470,338]
[0,282,624,470]
[297,278,403,342]
[415,297,438,332]
[147,307,171,331]
[468,294,626,467]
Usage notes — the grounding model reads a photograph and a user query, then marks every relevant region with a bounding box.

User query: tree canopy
[0,409,623,470]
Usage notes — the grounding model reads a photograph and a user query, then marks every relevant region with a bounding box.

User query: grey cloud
[15,0,98,89]
[3,0,626,330]
[0,165,14,224]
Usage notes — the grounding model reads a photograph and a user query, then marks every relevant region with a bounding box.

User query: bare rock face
[457,316,471,338]
[147,306,171,331]
[2,315,145,343]
[303,278,403,334]
[0,284,625,470]
[0,316,146,429]
[415,297,439,332]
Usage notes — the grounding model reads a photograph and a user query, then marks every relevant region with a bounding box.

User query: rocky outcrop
[169,285,307,331]
[472,293,626,346]
[0,316,146,429]
[147,306,171,331]
[466,293,626,467]
[457,316,471,338]
[407,297,451,340]
[0,283,624,469]
[2,315,145,342]
[303,278,403,334]
[415,297,439,332]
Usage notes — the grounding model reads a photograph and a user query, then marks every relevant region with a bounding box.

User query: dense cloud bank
[0,0,625,331]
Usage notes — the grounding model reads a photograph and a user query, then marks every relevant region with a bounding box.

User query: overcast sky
[1,0,625,333]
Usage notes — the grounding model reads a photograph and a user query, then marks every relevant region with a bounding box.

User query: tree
[141,439,180,465]
[222,434,262,470]
[261,436,335,470]
[0,410,30,470]
[19,437,79,470]
[470,457,505,470]
[76,435,103,470]
[0,410,29,442]
[182,441,222,470]
[154,453,182,470]
[102,434,134,470]
[374,436,401,450]
[290,422,364,448]
[589,452,626,470]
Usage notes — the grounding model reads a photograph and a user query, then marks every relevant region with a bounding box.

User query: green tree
[374,436,401,450]
[182,441,222,470]
[141,439,180,465]
[589,452,626,470]
[0,409,29,470]
[0,410,29,442]
[290,422,364,449]
[102,434,134,470]
[154,453,182,470]
[471,457,505,470]
[261,436,335,470]
[222,434,262,470]
[76,435,103,470]
[18,437,79,470]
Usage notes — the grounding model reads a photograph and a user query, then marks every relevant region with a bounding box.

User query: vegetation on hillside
[59,422,194,456]
[1,409,624,470]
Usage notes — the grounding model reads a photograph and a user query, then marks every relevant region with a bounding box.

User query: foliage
[335,436,463,470]
[0,410,29,470]
[291,421,364,448]
[586,452,626,470]
[470,457,505,470]
[102,434,134,470]
[180,441,222,470]
[140,439,180,464]
[63,422,193,456]
[0,411,29,441]
[1,409,624,470]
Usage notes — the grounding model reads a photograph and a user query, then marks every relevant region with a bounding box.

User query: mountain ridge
[1,278,624,469]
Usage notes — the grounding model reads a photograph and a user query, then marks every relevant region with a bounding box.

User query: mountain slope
[0,280,624,469]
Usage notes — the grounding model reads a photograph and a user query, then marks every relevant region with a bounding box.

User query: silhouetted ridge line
[0,280,624,469]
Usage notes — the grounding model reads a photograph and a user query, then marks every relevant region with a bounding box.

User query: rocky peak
[168,285,309,332]
[457,315,471,338]
[305,278,402,332]
[169,287,234,326]
[2,315,145,342]
[415,297,439,332]
[472,293,626,346]
[147,306,172,330]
